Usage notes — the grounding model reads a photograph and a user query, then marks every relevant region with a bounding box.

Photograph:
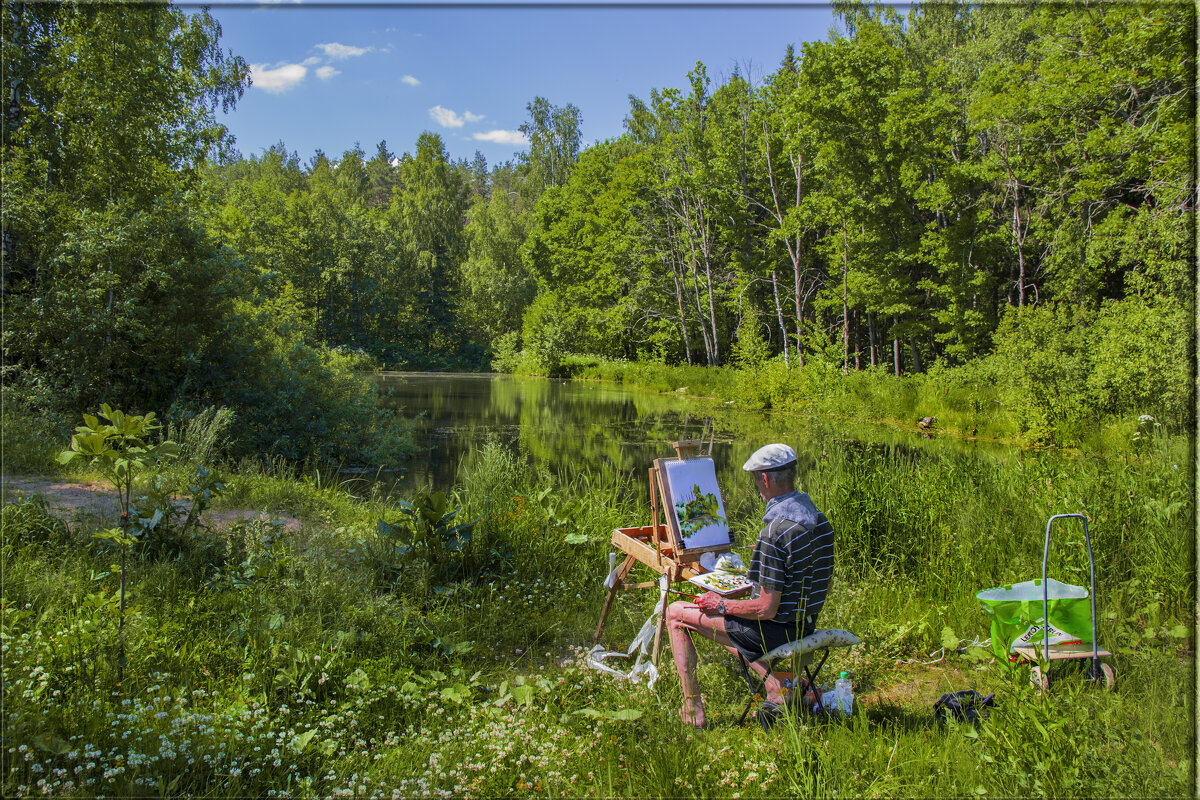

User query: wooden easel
[593,439,731,666]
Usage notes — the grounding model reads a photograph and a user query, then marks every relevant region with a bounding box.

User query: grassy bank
[2,410,1195,797]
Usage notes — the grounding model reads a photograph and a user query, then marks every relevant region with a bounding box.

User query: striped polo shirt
[747,490,835,633]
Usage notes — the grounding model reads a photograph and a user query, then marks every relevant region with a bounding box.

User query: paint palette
[688,570,754,596]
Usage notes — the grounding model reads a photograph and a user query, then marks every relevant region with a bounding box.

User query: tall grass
[0,398,70,475]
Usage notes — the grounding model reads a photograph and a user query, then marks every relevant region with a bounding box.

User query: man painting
[665,443,835,728]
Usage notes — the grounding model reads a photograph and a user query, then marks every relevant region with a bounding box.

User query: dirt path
[2,475,301,532]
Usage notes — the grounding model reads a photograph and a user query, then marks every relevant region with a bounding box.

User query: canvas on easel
[654,456,731,557]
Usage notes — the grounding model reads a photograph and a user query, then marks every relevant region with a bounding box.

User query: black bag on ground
[933,690,995,723]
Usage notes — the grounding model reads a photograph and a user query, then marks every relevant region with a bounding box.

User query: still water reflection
[376,372,996,502]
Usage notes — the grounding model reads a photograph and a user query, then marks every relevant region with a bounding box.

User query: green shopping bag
[977,578,1095,661]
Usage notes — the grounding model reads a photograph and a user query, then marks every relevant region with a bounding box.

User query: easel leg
[593,554,636,644]
[651,585,671,665]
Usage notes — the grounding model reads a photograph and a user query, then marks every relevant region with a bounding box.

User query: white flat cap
[742,443,797,472]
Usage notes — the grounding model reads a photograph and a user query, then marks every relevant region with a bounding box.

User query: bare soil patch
[2,475,301,532]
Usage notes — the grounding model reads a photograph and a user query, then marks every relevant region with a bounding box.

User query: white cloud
[430,105,483,128]
[401,74,420,86]
[315,42,371,60]
[473,129,529,146]
[302,56,322,66]
[251,63,307,94]
[316,65,340,80]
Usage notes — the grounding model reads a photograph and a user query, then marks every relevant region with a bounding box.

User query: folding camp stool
[735,628,862,731]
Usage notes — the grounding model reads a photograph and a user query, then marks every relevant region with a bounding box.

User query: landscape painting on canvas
[659,457,731,552]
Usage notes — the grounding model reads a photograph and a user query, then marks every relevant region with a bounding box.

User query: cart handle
[1042,513,1100,670]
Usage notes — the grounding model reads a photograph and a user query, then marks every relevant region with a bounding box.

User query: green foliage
[374,490,481,594]
[57,404,181,521]
[4,1,250,414]
[203,304,415,465]
[732,309,771,371]
[992,297,1195,444]
[521,293,572,378]
[460,188,535,347]
[990,306,1089,444]
[0,397,68,475]
[1086,295,1194,423]
[0,495,68,551]
[164,405,236,467]
[489,331,525,373]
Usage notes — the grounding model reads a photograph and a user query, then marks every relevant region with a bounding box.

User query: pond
[375,371,1006,499]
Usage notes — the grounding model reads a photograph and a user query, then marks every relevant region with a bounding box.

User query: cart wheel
[1030,665,1049,692]
[1090,662,1116,691]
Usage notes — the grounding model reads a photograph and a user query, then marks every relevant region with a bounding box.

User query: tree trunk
[671,258,693,366]
[1014,197,1026,307]
[687,257,713,366]
[771,269,789,368]
[868,311,878,368]
[793,258,805,368]
[841,223,850,375]
[853,311,861,371]
[910,338,923,373]
[892,316,901,377]
[703,254,720,366]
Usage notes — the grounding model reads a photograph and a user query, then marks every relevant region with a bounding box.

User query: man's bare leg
[666,600,740,728]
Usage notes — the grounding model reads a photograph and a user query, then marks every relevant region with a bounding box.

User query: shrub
[203,300,415,467]
[164,405,236,467]
[521,293,571,378]
[489,331,524,373]
[1087,295,1194,423]
[328,345,383,373]
[992,303,1093,444]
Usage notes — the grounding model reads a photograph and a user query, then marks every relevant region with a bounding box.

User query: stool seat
[736,628,861,731]
[760,628,861,663]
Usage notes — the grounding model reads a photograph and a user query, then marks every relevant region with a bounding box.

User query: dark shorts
[723,615,813,662]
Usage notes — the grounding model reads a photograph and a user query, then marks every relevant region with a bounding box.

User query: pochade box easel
[593,439,736,666]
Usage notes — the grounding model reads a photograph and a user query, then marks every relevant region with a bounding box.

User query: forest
[3,0,1195,452]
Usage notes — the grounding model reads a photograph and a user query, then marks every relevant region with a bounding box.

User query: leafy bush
[164,405,236,467]
[521,293,571,378]
[992,304,1094,444]
[202,298,415,466]
[328,345,382,373]
[731,309,771,371]
[489,330,524,373]
[1087,295,1194,423]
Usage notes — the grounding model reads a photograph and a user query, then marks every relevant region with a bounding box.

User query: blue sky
[202,1,842,169]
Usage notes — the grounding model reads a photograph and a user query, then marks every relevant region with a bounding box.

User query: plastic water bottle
[835,671,854,717]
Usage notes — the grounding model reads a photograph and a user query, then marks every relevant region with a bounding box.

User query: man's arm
[696,589,780,621]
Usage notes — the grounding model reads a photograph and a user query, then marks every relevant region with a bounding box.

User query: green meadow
[3,399,1193,798]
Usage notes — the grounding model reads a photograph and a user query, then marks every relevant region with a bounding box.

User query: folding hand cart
[1011,513,1115,692]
